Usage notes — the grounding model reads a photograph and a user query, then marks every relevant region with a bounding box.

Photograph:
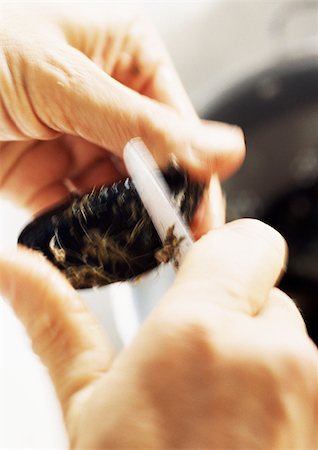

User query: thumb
[169,219,287,316]
[0,247,112,416]
[27,45,244,180]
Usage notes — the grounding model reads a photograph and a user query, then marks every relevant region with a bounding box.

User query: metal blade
[123,138,193,266]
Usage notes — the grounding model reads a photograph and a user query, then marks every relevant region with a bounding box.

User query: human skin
[0,5,317,449]
[0,4,244,215]
[0,219,317,449]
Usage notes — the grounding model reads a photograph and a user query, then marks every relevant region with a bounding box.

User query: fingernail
[191,122,245,155]
[226,219,288,260]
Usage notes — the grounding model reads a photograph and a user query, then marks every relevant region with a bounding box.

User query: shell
[18,165,204,289]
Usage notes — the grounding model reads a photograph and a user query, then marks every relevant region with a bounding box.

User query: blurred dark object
[18,166,203,290]
[206,54,318,345]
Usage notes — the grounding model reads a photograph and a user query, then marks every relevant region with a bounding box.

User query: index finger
[116,14,246,180]
[67,10,245,180]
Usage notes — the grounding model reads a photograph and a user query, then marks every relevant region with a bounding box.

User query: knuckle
[28,46,79,133]
[1,41,61,139]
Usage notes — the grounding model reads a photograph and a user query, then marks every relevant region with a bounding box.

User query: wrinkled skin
[0,4,317,450]
[1,220,318,449]
[0,4,244,215]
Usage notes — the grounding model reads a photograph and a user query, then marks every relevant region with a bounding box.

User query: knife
[123,137,194,268]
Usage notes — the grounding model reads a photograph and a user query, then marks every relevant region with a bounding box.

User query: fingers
[105,15,199,121]
[170,219,287,316]
[26,181,70,213]
[258,287,307,334]
[24,44,244,181]
[27,154,123,213]
[70,157,123,193]
[1,6,244,188]
[189,120,245,180]
[0,137,124,213]
[142,61,198,121]
[61,7,199,120]
[0,247,112,415]
[0,139,72,210]
[71,10,245,179]
[191,174,226,239]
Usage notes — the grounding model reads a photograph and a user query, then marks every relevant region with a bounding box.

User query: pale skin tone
[0,4,243,213]
[0,5,317,450]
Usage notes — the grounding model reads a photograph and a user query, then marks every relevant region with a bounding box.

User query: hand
[1,219,317,449]
[0,4,244,214]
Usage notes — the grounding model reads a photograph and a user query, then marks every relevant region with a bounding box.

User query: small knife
[123,137,193,268]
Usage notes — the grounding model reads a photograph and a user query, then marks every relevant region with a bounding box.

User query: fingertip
[195,120,246,156]
[175,218,288,316]
[223,218,289,294]
[176,145,213,182]
[188,121,246,180]
[190,193,209,240]
[0,245,71,313]
[225,218,288,270]
[115,83,245,184]
[190,175,225,239]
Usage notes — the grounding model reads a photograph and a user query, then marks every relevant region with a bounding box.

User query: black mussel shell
[18,165,204,289]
